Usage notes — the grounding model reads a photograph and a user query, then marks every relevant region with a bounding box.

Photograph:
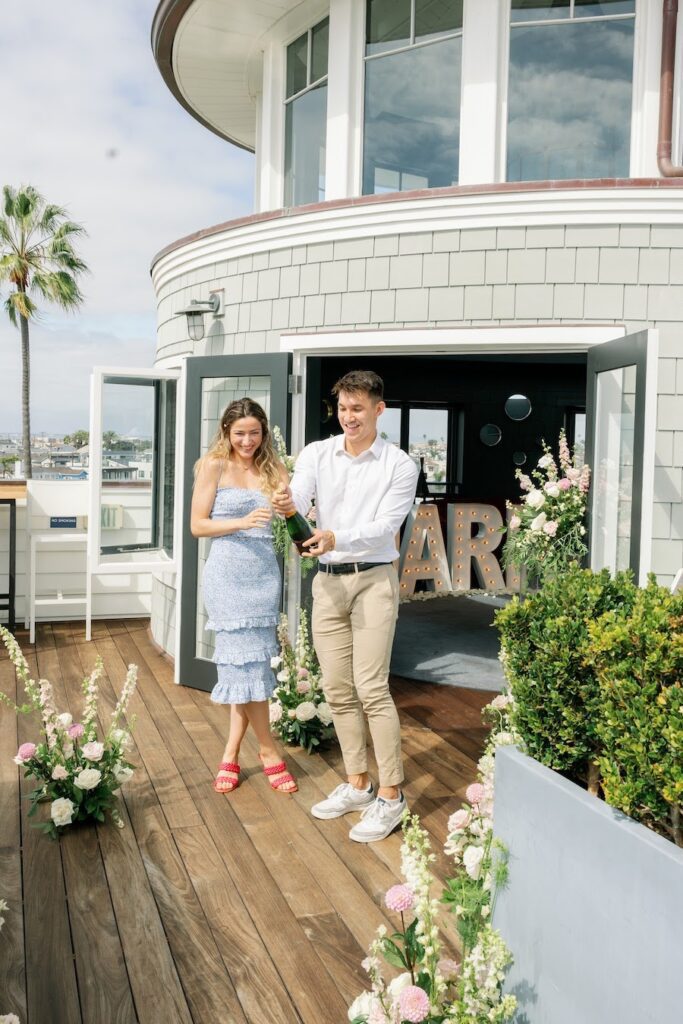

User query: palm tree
[0,185,87,478]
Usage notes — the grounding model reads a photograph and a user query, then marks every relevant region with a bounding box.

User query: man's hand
[303,529,336,557]
[271,485,296,516]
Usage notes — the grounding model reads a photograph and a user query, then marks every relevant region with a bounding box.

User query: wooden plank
[0,648,27,1022]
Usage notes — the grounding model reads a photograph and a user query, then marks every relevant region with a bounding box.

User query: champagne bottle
[285,509,314,555]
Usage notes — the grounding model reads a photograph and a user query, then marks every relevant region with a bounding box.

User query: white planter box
[493,746,683,1024]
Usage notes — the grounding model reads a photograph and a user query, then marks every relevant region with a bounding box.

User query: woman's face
[228,416,263,460]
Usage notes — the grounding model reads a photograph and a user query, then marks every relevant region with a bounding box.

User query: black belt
[318,561,388,575]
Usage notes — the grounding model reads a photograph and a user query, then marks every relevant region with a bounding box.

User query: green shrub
[588,581,683,847]
[495,567,638,790]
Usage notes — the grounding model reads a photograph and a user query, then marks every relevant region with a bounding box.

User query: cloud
[0,0,254,433]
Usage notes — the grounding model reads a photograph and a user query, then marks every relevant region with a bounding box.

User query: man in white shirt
[272,370,418,842]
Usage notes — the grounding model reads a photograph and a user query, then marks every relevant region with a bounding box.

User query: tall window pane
[311,18,329,83]
[286,33,308,98]
[363,34,461,194]
[367,0,411,55]
[284,84,327,206]
[507,19,634,181]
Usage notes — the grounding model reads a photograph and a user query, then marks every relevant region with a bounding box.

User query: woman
[191,398,297,794]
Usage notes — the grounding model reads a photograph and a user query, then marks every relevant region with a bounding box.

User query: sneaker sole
[311,799,374,820]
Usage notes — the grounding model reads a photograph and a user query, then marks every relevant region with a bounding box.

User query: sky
[0,1,254,436]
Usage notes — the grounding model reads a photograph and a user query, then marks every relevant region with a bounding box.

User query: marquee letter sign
[447,504,505,591]
[399,504,453,597]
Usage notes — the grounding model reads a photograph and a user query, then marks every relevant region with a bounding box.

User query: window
[362,0,463,196]
[383,402,455,494]
[284,18,329,207]
[507,0,636,182]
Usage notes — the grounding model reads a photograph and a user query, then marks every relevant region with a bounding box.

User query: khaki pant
[311,564,402,787]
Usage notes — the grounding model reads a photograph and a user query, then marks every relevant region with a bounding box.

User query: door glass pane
[286,32,308,98]
[159,380,176,557]
[311,18,329,83]
[590,365,635,573]
[366,0,411,55]
[511,0,569,20]
[379,406,402,447]
[574,0,634,15]
[363,34,461,194]
[284,83,328,206]
[100,380,156,555]
[195,376,271,662]
[409,408,448,492]
[415,0,463,41]
[507,19,634,181]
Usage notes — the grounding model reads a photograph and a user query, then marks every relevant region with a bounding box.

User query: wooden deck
[0,619,494,1024]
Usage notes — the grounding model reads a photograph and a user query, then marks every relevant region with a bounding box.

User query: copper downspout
[658,0,683,175]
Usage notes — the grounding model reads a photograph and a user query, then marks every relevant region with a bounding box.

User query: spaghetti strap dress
[202,487,280,704]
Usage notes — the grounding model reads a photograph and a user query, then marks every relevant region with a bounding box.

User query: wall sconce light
[176,293,220,342]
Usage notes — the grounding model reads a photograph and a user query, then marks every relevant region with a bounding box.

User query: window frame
[283,16,330,207]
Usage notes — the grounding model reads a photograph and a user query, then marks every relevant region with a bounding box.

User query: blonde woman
[191,398,297,795]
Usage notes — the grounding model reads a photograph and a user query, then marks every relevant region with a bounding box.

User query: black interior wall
[306,354,587,510]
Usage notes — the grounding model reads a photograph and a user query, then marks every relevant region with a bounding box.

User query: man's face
[337,389,386,447]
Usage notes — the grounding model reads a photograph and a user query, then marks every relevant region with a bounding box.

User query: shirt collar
[334,432,385,460]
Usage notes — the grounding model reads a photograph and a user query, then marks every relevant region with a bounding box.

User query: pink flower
[518,474,532,492]
[51,764,69,780]
[297,667,309,678]
[509,515,521,531]
[13,742,36,764]
[296,679,311,694]
[465,782,485,806]
[437,957,459,981]
[67,723,84,739]
[398,985,430,1023]
[448,808,470,833]
[384,884,415,913]
[491,693,513,710]
[558,477,572,491]
[566,467,580,484]
[81,741,104,762]
[579,465,591,494]
[559,433,571,470]
[543,521,558,537]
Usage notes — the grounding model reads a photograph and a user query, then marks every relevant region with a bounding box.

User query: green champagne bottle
[285,509,314,555]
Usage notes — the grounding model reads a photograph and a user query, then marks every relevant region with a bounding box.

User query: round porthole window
[513,451,527,466]
[480,424,502,447]
[505,394,532,421]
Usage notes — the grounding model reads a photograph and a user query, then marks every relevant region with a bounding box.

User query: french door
[177,353,291,691]
[585,329,658,584]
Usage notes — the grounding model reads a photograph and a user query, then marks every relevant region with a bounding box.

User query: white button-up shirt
[290,433,419,565]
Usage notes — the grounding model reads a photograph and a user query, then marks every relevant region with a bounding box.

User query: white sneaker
[349,795,408,843]
[311,782,375,819]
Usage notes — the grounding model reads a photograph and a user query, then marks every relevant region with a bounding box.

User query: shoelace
[359,798,396,822]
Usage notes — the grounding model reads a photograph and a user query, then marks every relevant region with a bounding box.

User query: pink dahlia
[558,477,572,491]
[384,884,415,913]
[14,742,37,764]
[465,782,485,806]
[398,985,430,1023]
[67,723,85,739]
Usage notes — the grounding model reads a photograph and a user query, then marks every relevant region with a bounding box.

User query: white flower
[287,709,297,719]
[110,728,131,749]
[74,768,102,791]
[276,670,289,683]
[296,679,311,694]
[463,844,485,880]
[490,694,513,711]
[348,992,380,1021]
[81,741,105,762]
[113,765,134,784]
[526,489,545,509]
[387,972,413,998]
[295,701,317,722]
[63,742,74,758]
[493,731,516,748]
[270,655,282,669]
[538,454,554,469]
[50,797,76,827]
[56,712,73,729]
[51,764,69,780]
[269,701,283,723]
[316,701,333,725]
[0,1014,22,1024]
[530,512,547,532]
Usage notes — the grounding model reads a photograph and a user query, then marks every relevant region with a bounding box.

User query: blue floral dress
[202,487,280,704]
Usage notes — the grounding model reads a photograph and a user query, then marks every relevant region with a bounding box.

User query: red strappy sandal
[260,757,298,794]
[213,761,240,794]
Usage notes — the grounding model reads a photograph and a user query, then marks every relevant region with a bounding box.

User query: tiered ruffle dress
[202,487,280,704]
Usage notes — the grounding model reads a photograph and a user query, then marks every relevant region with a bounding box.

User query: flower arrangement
[502,428,590,583]
[0,900,20,1024]
[348,696,518,1024]
[0,625,137,838]
[269,610,336,754]
[271,425,317,577]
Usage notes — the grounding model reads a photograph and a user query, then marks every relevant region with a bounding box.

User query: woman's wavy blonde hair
[194,398,282,497]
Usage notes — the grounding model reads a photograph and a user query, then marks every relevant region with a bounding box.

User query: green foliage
[63,430,89,448]
[495,567,638,782]
[587,581,683,846]
[271,611,336,754]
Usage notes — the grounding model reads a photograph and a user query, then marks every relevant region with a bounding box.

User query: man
[272,370,418,842]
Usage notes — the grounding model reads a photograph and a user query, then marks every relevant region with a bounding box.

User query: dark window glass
[415,0,463,41]
[285,84,328,205]
[160,380,176,557]
[286,32,308,98]
[507,19,634,181]
[574,0,635,15]
[366,0,411,54]
[311,18,329,83]
[511,0,569,21]
[363,34,461,194]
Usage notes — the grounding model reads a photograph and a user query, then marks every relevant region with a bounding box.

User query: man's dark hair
[331,370,384,401]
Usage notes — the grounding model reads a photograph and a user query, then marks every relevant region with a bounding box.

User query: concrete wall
[493,745,683,1024]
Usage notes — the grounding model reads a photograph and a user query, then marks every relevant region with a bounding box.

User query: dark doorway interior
[305,353,588,689]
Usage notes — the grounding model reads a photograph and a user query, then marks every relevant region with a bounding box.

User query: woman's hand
[240,506,273,531]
